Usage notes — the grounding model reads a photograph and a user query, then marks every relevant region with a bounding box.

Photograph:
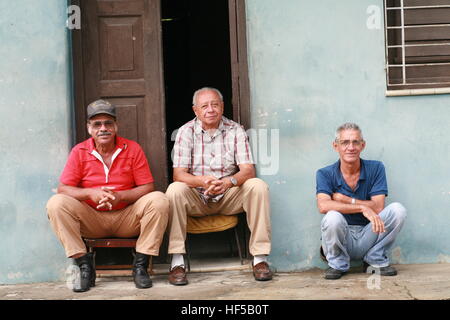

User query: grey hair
[192,87,223,105]
[335,122,363,141]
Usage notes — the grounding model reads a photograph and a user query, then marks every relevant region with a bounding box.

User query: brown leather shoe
[253,262,273,281]
[168,266,188,286]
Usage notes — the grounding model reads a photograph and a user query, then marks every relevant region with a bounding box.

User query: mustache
[98,132,112,137]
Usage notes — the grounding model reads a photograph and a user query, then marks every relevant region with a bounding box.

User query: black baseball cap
[87,99,116,119]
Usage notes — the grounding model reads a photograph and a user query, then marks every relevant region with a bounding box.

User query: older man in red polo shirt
[46,99,169,292]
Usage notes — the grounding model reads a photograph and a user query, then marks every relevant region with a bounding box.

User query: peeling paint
[390,247,405,264]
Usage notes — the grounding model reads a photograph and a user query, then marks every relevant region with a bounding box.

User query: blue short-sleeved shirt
[316,159,388,226]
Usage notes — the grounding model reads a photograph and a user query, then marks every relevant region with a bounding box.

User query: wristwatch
[351,198,356,205]
[230,176,238,186]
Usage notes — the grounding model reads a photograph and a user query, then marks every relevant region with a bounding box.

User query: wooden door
[229,0,250,130]
[72,0,250,192]
[72,0,168,191]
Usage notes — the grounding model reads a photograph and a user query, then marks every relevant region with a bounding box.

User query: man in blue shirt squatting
[316,123,407,280]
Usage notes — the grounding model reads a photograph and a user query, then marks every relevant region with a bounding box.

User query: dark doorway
[161,0,248,261]
[161,0,233,181]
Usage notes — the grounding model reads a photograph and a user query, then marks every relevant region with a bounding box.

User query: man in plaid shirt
[166,87,272,285]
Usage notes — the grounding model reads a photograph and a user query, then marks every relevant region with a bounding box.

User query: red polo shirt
[60,136,154,211]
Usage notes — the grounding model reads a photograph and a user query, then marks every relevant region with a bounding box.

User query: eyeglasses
[337,139,364,147]
[89,120,115,129]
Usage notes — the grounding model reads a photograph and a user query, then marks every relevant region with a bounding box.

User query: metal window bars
[384,0,450,88]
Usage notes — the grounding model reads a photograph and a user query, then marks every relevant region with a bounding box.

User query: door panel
[74,0,167,191]
[109,97,144,143]
[99,17,144,78]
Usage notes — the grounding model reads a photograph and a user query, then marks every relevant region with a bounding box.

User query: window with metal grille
[384,0,450,92]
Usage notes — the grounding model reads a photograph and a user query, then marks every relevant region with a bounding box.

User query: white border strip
[386,87,450,96]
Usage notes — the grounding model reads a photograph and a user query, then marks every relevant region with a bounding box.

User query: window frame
[384,0,450,95]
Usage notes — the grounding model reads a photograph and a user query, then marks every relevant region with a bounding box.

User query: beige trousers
[166,178,271,256]
[46,192,169,258]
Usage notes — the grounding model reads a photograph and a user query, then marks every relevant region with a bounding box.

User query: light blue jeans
[321,202,407,272]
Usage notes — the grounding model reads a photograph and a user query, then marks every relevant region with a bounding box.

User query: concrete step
[96,257,252,277]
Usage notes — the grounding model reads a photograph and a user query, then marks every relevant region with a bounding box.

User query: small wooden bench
[83,238,153,273]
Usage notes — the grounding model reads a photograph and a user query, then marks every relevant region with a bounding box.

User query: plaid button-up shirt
[172,116,254,203]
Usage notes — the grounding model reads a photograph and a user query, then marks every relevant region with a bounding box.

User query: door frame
[71,0,86,146]
[71,0,251,185]
[228,0,251,130]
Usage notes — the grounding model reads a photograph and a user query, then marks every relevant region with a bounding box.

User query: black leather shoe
[133,252,153,289]
[363,262,397,276]
[73,252,96,292]
[324,267,346,280]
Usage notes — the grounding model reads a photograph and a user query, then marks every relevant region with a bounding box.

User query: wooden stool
[83,238,153,273]
[185,214,244,271]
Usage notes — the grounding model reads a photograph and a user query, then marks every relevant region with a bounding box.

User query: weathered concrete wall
[245,0,450,271]
[1,0,449,285]
[0,0,72,283]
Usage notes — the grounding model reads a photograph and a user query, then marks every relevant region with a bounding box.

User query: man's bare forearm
[332,193,384,213]
[57,184,91,201]
[173,164,255,190]
[226,165,255,186]
[317,199,367,215]
[117,183,154,204]
[173,169,207,188]
[58,183,154,205]
[352,199,381,212]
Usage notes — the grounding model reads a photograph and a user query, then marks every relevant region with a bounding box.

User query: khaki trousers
[46,192,169,258]
[166,178,271,256]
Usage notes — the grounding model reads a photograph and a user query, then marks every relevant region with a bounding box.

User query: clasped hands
[90,186,121,210]
[332,192,385,234]
[203,176,232,197]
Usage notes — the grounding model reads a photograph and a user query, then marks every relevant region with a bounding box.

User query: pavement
[1,259,449,301]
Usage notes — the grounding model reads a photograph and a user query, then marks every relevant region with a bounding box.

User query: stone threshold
[96,257,252,277]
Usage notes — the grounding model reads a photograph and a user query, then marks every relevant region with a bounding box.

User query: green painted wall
[0,0,72,283]
[1,0,448,284]
[245,0,450,271]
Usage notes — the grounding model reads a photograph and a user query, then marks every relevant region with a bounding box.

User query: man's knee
[46,194,75,218]
[141,191,170,218]
[243,178,269,194]
[384,202,407,223]
[165,181,191,199]
[321,211,346,231]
